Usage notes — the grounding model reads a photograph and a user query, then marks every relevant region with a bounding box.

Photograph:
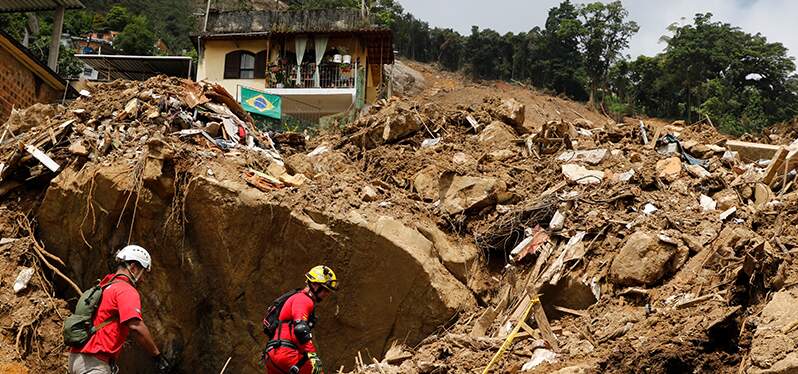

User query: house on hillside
[194,8,394,124]
[0,30,68,123]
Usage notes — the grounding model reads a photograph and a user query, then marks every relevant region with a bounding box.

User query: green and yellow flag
[240,86,281,119]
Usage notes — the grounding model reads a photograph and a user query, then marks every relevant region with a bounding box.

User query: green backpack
[63,274,129,347]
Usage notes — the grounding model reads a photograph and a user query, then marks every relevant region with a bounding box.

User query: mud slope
[36,162,475,373]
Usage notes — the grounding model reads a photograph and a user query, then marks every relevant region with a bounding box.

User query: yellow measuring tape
[481,297,540,374]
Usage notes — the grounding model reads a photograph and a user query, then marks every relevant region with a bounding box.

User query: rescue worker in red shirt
[68,245,171,374]
[265,265,338,374]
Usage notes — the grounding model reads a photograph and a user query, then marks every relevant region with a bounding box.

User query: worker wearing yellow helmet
[263,266,338,374]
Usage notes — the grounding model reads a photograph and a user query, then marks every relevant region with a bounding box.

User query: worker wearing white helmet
[68,245,172,374]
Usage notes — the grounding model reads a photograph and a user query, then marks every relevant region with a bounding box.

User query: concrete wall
[0,46,62,123]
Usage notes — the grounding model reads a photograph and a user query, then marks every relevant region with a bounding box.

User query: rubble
[4,62,798,374]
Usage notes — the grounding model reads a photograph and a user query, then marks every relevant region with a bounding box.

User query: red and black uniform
[265,290,317,374]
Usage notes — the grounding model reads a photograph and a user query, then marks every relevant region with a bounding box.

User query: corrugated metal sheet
[76,55,192,81]
[0,0,84,12]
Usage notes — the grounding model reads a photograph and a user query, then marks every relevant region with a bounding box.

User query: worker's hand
[155,353,172,374]
[308,352,323,374]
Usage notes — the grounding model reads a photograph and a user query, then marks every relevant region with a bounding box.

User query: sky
[395,0,798,60]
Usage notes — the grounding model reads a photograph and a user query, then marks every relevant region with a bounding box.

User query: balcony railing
[266,63,357,89]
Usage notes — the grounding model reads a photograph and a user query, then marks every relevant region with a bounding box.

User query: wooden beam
[764,146,788,186]
[726,140,783,162]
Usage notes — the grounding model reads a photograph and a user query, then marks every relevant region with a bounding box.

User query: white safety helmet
[116,245,152,271]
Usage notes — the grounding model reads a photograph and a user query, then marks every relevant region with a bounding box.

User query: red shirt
[71,273,143,361]
[273,290,317,353]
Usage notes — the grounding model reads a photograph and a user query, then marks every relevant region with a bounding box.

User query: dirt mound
[0,213,69,374]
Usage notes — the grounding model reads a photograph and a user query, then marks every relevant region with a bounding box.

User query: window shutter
[254,51,267,79]
[224,51,241,79]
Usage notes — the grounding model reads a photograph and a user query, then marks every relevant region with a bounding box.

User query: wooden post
[48,6,65,70]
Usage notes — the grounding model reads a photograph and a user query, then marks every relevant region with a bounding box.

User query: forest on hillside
[1,0,796,135]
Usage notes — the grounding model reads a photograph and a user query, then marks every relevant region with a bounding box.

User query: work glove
[155,353,172,374]
[309,352,324,374]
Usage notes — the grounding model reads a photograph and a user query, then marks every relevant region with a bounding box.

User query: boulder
[388,60,426,97]
[748,289,798,373]
[609,231,676,286]
[416,223,480,283]
[656,157,682,182]
[439,172,508,215]
[478,121,517,148]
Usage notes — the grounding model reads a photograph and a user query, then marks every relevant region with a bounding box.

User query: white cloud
[396,0,798,60]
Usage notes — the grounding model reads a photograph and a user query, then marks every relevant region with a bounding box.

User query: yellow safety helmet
[306,265,338,291]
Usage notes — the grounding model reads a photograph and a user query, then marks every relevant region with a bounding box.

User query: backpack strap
[90,274,133,333]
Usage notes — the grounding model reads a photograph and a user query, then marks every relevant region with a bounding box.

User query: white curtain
[313,36,328,88]
[295,36,307,86]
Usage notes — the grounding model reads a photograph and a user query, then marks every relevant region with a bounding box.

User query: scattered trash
[521,349,557,371]
[699,194,716,212]
[643,203,658,215]
[421,138,441,148]
[561,164,604,184]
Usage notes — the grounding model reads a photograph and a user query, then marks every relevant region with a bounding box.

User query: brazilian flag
[240,87,281,119]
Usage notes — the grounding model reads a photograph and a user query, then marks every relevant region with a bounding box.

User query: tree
[115,15,155,55]
[577,1,638,107]
[103,5,131,31]
[530,0,588,100]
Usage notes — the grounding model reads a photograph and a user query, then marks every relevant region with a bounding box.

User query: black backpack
[262,288,302,340]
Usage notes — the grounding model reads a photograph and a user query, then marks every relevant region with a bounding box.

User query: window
[224,50,268,79]
[224,50,258,79]
[240,53,255,78]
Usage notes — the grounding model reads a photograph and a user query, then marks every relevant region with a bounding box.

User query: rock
[439,172,508,215]
[413,165,440,201]
[452,152,476,166]
[478,121,518,148]
[557,149,608,165]
[416,224,480,283]
[361,185,379,202]
[713,189,739,211]
[685,164,711,178]
[573,118,594,128]
[37,169,476,371]
[656,157,682,182]
[561,164,604,185]
[486,149,515,162]
[68,140,89,156]
[285,153,315,177]
[748,289,798,373]
[486,97,526,132]
[388,60,426,97]
[609,231,676,286]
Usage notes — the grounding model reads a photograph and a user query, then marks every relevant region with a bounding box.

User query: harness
[262,293,316,373]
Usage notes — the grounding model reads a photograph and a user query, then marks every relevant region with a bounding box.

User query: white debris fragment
[699,194,716,212]
[13,267,35,294]
[521,349,558,371]
[643,203,658,215]
[720,206,737,221]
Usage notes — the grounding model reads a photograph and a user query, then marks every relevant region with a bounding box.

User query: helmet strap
[124,263,140,285]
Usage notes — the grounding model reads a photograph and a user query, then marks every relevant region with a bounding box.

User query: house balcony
[266,63,357,90]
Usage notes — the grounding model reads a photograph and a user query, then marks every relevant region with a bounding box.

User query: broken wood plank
[764,146,788,185]
[24,144,60,172]
[725,140,783,162]
[532,299,560,352]
[554,305,589,318]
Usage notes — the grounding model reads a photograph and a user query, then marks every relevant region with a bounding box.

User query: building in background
[0,30,68,122]
[194,8,394,125]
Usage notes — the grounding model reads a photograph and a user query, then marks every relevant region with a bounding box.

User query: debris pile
[305,95,798,373]
[3,64,798,373]
[0,76,288,199]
